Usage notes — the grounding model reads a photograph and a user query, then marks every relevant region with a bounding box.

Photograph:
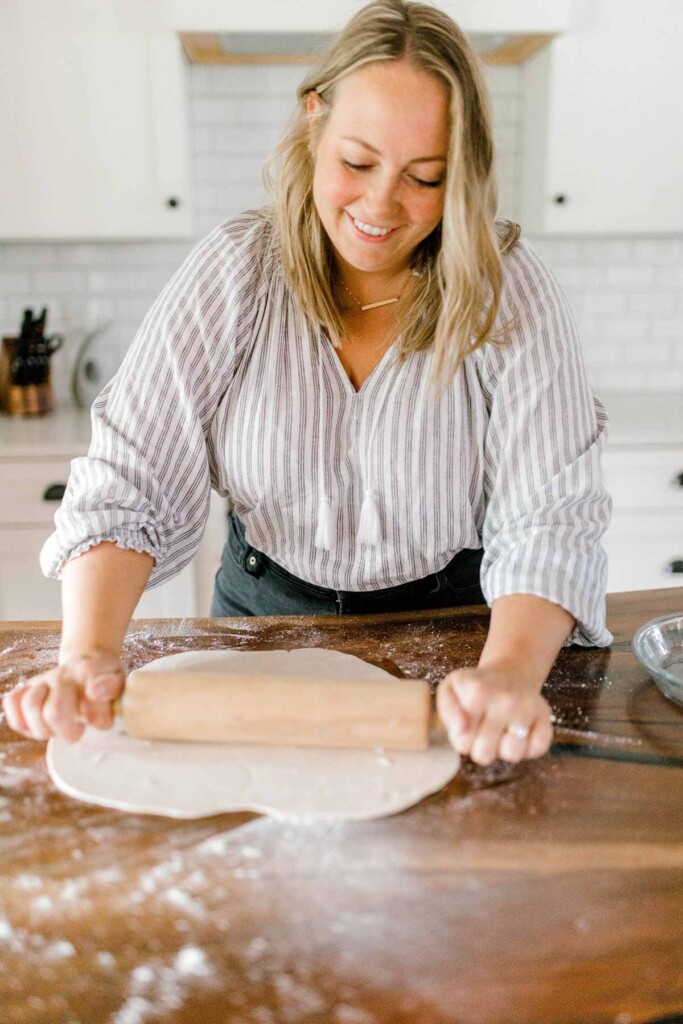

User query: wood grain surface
[1,587,682,1024]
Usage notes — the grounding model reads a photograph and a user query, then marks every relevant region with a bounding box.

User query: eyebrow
[340,135,447,164]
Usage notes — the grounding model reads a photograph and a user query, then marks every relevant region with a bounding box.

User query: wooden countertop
[1,588,683,1024]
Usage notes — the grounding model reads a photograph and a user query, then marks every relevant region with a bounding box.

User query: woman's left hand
[436,666,554,766]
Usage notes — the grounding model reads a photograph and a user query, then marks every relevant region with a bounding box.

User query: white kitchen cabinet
[0,1,191,240]
[520,0,683,234]
[172,0,570,33]
[602,445,683,593]
[0,410,227,620]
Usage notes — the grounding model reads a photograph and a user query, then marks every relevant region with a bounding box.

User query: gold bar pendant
[360,297,399,311]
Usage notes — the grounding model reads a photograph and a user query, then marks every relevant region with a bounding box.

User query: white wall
[0,61,681,398]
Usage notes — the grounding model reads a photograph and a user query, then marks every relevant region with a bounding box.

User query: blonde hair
[261,0,520,395]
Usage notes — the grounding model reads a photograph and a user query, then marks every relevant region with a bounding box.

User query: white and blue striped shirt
[41,209,613,647]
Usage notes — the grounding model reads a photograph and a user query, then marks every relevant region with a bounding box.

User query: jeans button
[244,549,264,576]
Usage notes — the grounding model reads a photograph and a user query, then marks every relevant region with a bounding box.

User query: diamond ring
[506,723,530,739]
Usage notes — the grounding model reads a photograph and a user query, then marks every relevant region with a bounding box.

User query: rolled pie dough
[47,648,459,821]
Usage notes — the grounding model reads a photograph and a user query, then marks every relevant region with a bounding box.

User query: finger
[440,684,483,757]
[527,715,554,760]
[21,683,53,741]
[439,671,492,754]
[84,698,115,731]
[43,677,85,744]
[435,677,471,738]
[469,716,508,766]
[498,721,534,764]
[3,686,35,738]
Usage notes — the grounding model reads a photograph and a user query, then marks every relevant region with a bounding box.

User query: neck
[336,265,412,312]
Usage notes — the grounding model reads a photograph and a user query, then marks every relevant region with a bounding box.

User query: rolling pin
[112,670,436,752]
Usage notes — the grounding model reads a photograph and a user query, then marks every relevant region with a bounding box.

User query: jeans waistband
[216,509,485,616]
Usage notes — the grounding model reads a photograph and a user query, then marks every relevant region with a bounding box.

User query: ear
[305,89,326,154]
[305,89,325,117]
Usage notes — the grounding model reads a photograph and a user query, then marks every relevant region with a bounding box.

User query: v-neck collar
[319,329,398,398]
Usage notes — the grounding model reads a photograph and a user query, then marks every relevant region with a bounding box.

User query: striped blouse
[41,209,613,648]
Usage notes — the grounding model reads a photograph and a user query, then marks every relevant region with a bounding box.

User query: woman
[3,0,612,766]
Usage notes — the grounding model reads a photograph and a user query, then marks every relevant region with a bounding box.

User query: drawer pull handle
[665,559,683,574]
[674,472,683,487]
[43,483,66,502]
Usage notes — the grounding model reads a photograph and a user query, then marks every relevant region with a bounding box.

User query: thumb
[64,655,125,702]
[84,671,125,703]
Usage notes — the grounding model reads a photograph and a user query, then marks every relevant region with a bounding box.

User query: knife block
[0,337,55,416]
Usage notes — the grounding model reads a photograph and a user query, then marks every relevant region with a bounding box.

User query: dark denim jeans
[211,510,485,617]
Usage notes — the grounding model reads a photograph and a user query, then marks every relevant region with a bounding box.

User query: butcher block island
[1,589,682,1024]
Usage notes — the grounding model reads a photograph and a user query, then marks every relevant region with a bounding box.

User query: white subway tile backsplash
[113,297,153,320]
[59,245,119,267]
[632,239,683,264]
[655,266,683,289]
[552,265,605,290]
[605,266,658,288]
[0,244,59,267]
[581,293,627,315]
[191,127,215,154]
[238,96,296,126]
[33,271,87,295]
[195,154,266,183]
[529,238,583,263]
[0,270,33,294]
[193,96,242,126]
[86,271,153,294]
[600,240,635,263]
[209,64,278,96]
[628,293,676,314]
[265,65,314,93]
[188,66,214,97]
[624,340,672,363]
[486,66,521,96]
[651,317,683,339]
[1,60,681,399]
[212,126,282,153]
[591,366,654,391]
[643,366,683,390]
[602,317,650,342]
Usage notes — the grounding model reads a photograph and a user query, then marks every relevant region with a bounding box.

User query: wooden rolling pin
[113,670,435,752]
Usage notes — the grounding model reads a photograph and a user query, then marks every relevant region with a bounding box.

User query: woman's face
[307,60,449,284]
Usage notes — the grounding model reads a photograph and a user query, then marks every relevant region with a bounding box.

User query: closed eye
[341,160,442,189]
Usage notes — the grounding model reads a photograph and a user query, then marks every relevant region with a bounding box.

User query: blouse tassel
[356,486,382,547]
[315,493,334,551]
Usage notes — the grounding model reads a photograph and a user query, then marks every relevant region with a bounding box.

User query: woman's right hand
[2,651,125,743]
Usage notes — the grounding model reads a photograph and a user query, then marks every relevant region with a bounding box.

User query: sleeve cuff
[40,528,163,582]
[482,582,613,650]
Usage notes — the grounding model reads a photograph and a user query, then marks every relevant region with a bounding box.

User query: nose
[364,171,402,220]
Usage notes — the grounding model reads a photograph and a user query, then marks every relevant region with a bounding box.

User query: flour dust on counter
[47,648,460,821]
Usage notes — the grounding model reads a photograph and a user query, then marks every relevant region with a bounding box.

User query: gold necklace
[340,279,400,312]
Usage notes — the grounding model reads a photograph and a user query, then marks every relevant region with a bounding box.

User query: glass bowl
[632,612,683,708]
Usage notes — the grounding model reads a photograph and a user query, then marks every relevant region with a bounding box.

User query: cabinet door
[602,448,683,513]
[603,513,683,593]
[0,528,197,621]
[0,16,191,239]
[0,529,63,620]
[172,0,569,32]
[521,0,683,234]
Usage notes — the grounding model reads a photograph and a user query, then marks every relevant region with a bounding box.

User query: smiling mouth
[346,211,398,238]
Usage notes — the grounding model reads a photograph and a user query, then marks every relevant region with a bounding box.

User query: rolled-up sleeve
[477,238,613,648]
[40,212,267,589]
